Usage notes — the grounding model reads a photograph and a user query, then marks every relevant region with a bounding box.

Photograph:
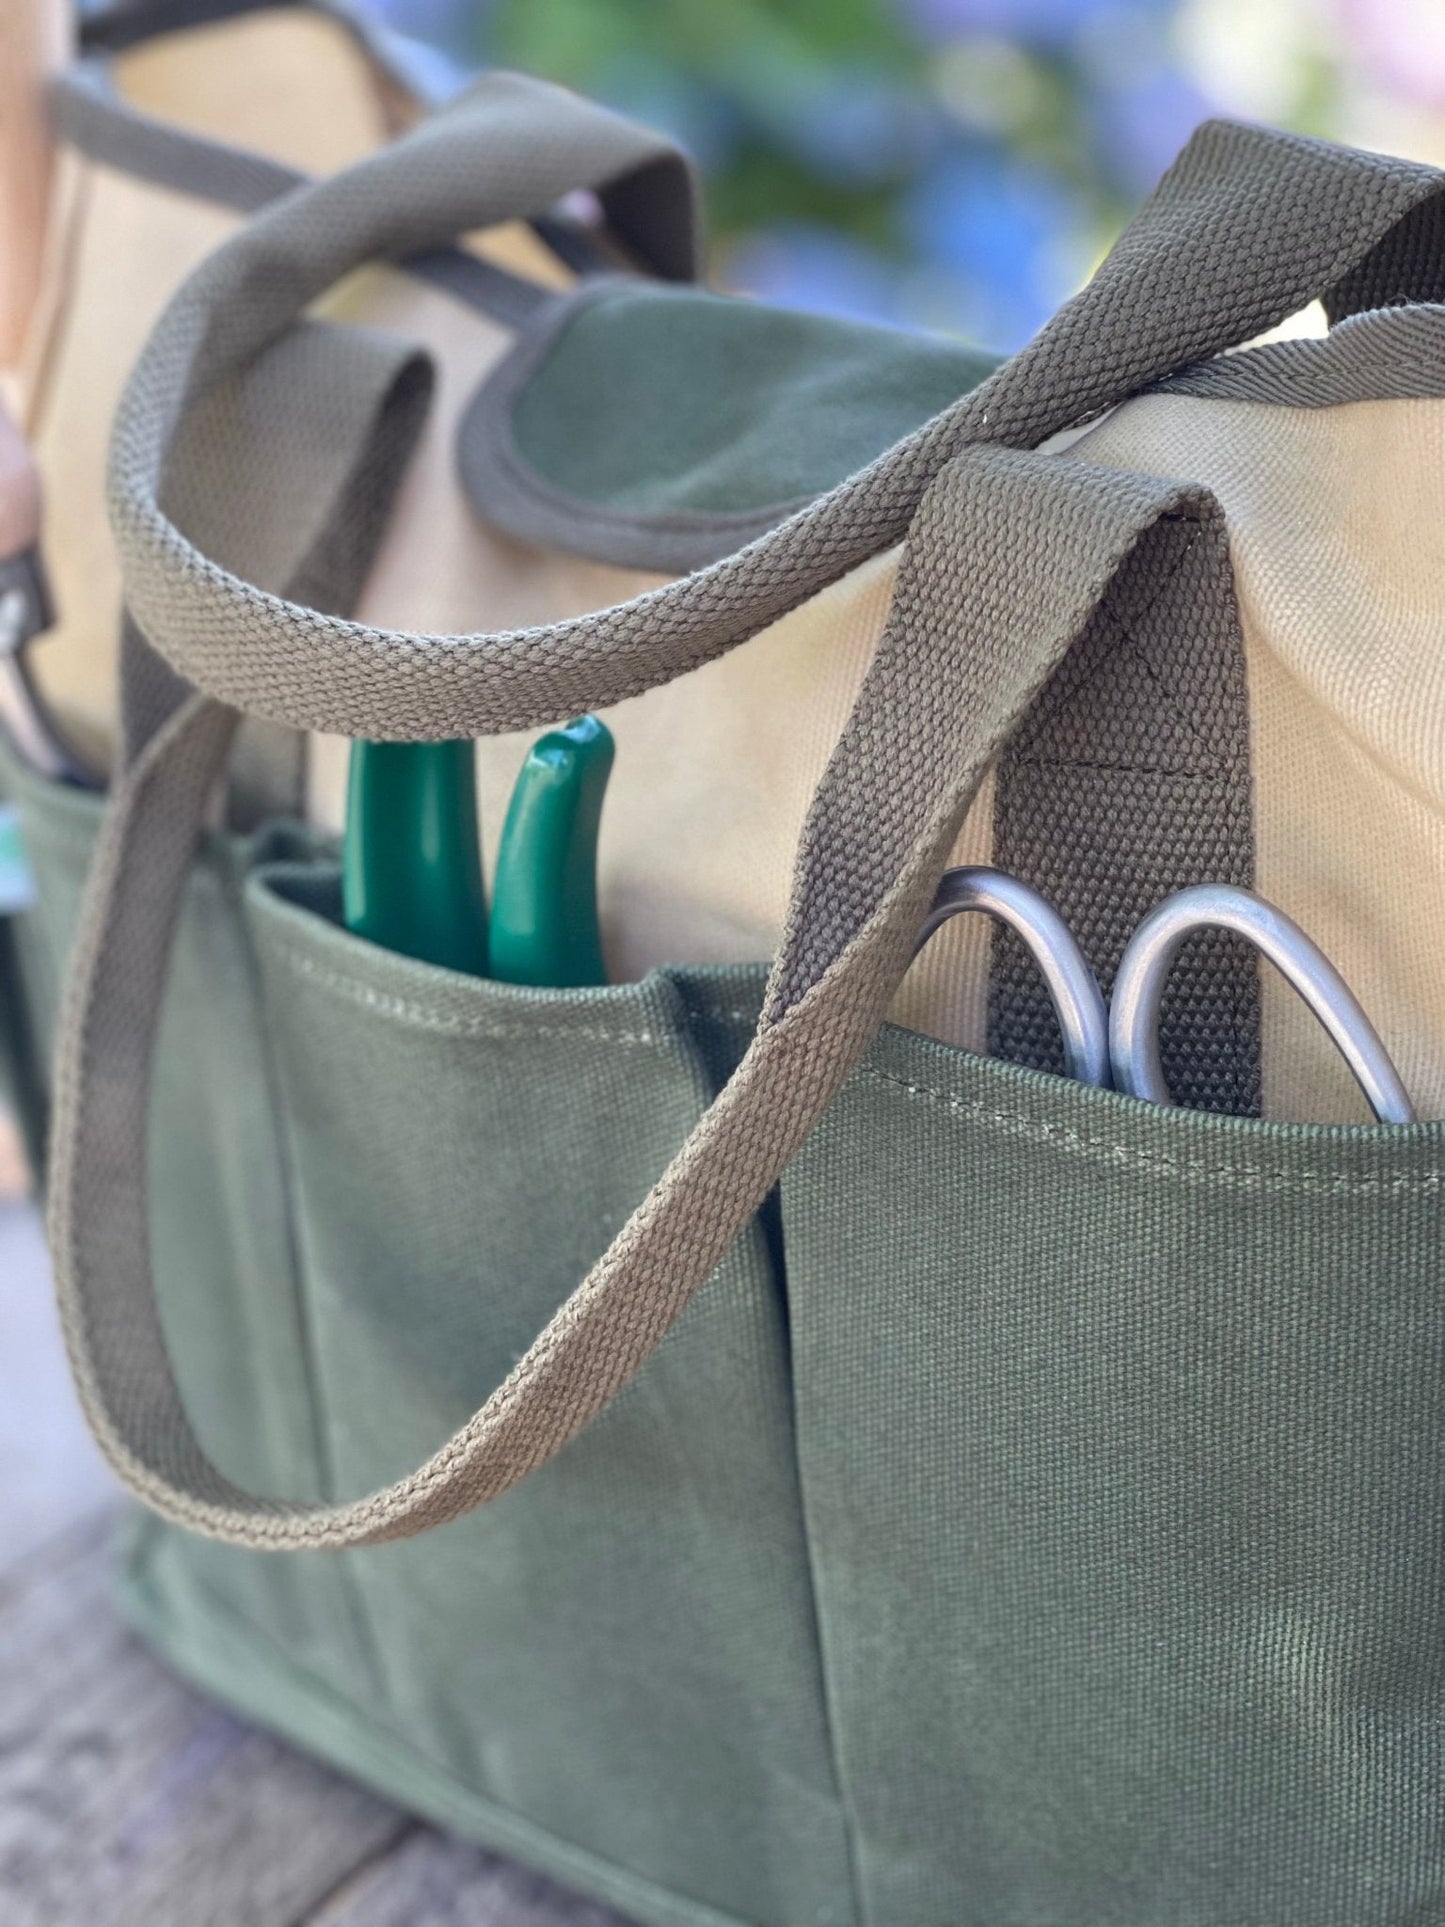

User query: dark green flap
[459,279,1003,573]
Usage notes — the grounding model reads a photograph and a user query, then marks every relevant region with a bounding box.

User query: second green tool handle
[489,715,614,988]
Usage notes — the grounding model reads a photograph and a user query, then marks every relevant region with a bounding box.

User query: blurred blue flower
[1089,62,1213,192]
[903,150,1086,345]
[901,0,1172,52]
[721,224,912,326]
[363,0,486,60]
[769,71,944,186]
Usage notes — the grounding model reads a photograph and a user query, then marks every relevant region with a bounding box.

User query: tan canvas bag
[8,14,1445,1922]
[10,5,1445,1095]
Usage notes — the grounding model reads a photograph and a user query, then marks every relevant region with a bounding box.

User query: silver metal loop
[1109,883,1415,1123]
[0,586,94,787]
[914,866,1111,1088]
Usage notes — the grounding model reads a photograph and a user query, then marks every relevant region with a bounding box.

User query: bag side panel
[0,746,381,1694]
[788,1022,1445,1926]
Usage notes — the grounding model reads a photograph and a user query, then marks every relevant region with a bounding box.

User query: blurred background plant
[367,0,1445,350]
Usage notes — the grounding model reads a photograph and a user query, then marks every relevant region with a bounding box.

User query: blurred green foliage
[377,0,1376,345]
[488,0,925,243]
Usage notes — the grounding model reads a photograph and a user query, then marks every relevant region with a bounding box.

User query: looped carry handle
[110,108,1443,742]
[51,98,1445,1547]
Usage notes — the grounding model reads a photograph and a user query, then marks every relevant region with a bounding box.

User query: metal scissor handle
[1110,883,1416,1123]
[915,867,1111,1087]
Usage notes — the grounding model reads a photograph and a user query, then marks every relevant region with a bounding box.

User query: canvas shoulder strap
[48,91,1445,1547]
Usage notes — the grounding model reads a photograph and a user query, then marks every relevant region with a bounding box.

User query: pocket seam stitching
[266,943,677,1047]
[857,1066,1442,1193]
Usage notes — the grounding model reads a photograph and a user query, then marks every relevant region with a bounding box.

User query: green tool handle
[342,740,489,976]
[489,715,614,988]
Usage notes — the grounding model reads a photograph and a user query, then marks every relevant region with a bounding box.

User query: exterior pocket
[0,748,363,1694]
[232,866,855,1927]
[784,1020,1445,1927]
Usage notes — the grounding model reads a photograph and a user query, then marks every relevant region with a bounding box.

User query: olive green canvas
[500,283,1004,514]
[13,739,1445,1922]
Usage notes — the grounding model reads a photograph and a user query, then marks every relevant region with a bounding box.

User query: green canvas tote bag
[6,10,1445,1923]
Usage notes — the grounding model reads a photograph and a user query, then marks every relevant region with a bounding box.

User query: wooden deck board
[308,1829,635,1926]
[0,1202,115,1577]
[0,1198,635,1926]
[0,1518,412,1927]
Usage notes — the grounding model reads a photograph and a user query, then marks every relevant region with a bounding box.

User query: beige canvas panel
[18,163,240,762]
[315,280,994,1041]
[7,9,572,770]
[1071,389,1445,1122]
[21,8,999,1044]
[115,9,390,170]
[11,11,385,756]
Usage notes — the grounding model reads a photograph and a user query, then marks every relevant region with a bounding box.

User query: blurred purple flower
[1339,0,1445,108]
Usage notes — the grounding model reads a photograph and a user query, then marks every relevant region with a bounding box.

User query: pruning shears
[342,716,614,989]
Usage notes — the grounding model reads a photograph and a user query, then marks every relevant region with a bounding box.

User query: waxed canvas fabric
[233,875,850,1922]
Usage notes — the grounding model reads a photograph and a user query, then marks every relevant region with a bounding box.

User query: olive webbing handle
[106,111,1442,745]
[48,102,1445,1547]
